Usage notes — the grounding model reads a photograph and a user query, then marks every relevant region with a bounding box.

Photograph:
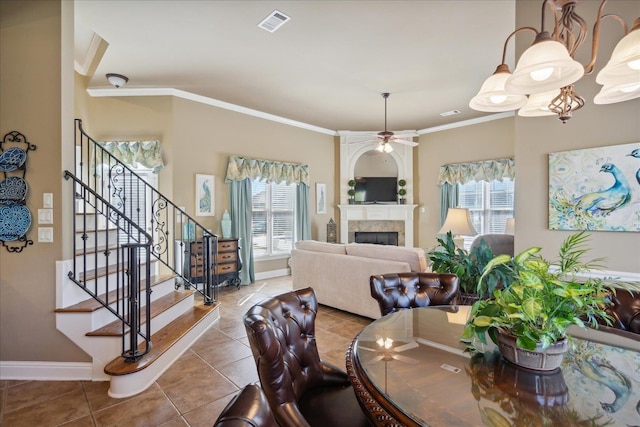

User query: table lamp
[438,207,477,249]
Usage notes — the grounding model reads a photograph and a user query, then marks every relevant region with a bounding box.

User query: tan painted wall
[417,118,515,249]
[87,96,335,273]
[0,0,88,362]
[514,0,640,272]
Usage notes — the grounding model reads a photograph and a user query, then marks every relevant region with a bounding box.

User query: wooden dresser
[186,237,241,288]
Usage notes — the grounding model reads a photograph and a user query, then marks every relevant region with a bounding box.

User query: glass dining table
[346,306,640,427]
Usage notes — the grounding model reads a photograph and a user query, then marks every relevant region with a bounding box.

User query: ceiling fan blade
[395,132,419,139]
[369,355,385,364]
[393,341,419,352]
[393,354,419,364]
[392,138,418,147]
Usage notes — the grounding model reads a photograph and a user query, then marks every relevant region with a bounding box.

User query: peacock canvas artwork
[549,142,640,232]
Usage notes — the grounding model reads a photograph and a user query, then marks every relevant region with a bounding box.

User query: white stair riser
[108,305,220,398]
[75,214,113,230]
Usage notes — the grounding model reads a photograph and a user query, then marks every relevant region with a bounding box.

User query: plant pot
[458,292,480,306]
[496,331,568,372]
[399,199,406,204]
[348,199,355,205]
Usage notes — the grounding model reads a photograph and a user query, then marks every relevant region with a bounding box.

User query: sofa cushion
[346,243,427,272]
[295,240,346,255]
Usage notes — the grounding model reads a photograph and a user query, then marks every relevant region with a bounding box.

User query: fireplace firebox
[354,231,398,246]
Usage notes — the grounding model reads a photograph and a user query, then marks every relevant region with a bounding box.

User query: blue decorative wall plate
[0,177,28,205]
[0,147,27,172]
[0,205,32,241]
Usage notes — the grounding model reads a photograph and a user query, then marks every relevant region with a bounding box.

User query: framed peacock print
[549,142,640,232]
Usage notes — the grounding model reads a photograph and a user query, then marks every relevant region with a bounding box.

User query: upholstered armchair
[243,287,372,427]
[370,272,459,317]
[470,234,514,256]
[213,384,278,427]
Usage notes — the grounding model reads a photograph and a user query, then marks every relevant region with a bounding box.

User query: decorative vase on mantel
[221,209,232,239]
[496,331,569,372]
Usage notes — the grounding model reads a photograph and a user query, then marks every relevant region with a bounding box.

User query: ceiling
[75,1,517,133]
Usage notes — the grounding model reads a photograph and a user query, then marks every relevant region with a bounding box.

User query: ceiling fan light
[596,24,640,85]
[469,65,527,112]
[594,82,640,104]
[518,90,558,117]
[383,143,393,153]
[506,38,584,95]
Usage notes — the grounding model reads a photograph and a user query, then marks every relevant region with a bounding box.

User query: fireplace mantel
[338,204,417,247]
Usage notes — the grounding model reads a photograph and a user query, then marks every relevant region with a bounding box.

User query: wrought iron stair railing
[64,119,218,360]
[64,173,153,361]
[71,118,218,306]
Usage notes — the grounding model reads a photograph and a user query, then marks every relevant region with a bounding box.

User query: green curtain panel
[229,179,254,285]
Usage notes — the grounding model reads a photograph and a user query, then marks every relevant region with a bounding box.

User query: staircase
[55,120,221,398]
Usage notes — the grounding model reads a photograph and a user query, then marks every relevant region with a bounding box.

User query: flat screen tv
[354,177,397,203]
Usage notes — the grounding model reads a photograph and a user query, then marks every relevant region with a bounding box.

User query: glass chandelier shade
[518,90,558,117]
[469,64,528,112]
[505,37,585,95]
[375,142,393,153]
[594,82,640,104]
[596,24,640,87]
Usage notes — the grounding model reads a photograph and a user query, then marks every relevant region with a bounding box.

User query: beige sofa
[289,240,428,319]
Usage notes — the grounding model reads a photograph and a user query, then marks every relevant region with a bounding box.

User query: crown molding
[86,87,337,136]
[418,112,514,135]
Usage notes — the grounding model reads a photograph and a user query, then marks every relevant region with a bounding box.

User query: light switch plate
[38,227,53,242]
[177,206,186,223]
[38,209,53,224]
[43,193,53,208]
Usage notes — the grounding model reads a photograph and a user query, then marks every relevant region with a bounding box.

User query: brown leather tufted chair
[370,272,459,317]
[213,384,278,427]
[243,287,372,427]
[602,289,640,334]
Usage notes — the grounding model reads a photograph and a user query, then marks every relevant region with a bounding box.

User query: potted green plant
[429,232,512,304]
[397,179,407,204]
[347,179,356,204]
[461,231,634,371]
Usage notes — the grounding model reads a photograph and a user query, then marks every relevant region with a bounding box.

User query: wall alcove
[337,131,417,247]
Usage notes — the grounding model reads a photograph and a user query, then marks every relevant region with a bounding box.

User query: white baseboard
[0,361,94,381]
[255,268,290,281]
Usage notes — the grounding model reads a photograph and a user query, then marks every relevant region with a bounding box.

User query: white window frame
[251,180,296,260]
[457,178,514,250]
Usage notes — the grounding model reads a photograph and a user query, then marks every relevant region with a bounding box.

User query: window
[458,178,514,249]
[251,180,296,258]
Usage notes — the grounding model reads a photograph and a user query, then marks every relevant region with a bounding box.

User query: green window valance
[97,140,165,173]
[437,158,515,186]
[225,155,310,186]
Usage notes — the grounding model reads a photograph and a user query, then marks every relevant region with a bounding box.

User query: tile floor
[0,275,373,427]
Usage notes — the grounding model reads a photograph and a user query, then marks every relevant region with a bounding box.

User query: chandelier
[469,0,640,123]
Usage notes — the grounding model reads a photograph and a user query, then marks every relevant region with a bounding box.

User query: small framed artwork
[195,174,215,216]
[316,183,326,214]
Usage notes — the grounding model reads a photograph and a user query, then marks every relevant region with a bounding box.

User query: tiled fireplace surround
[338,131,417,247]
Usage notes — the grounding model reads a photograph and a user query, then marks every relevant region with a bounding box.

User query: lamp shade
[438,208,477,236]
[469,64,527,112]
[506,38,584,95]
[596,24,640,86]
[518,90,558,117]
[594,82,640,104]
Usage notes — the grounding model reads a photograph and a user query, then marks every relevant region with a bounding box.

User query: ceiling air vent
[258,10,291,33]
[440,109,461,117]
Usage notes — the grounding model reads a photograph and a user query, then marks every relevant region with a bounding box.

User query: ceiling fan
[357,93,419,153]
